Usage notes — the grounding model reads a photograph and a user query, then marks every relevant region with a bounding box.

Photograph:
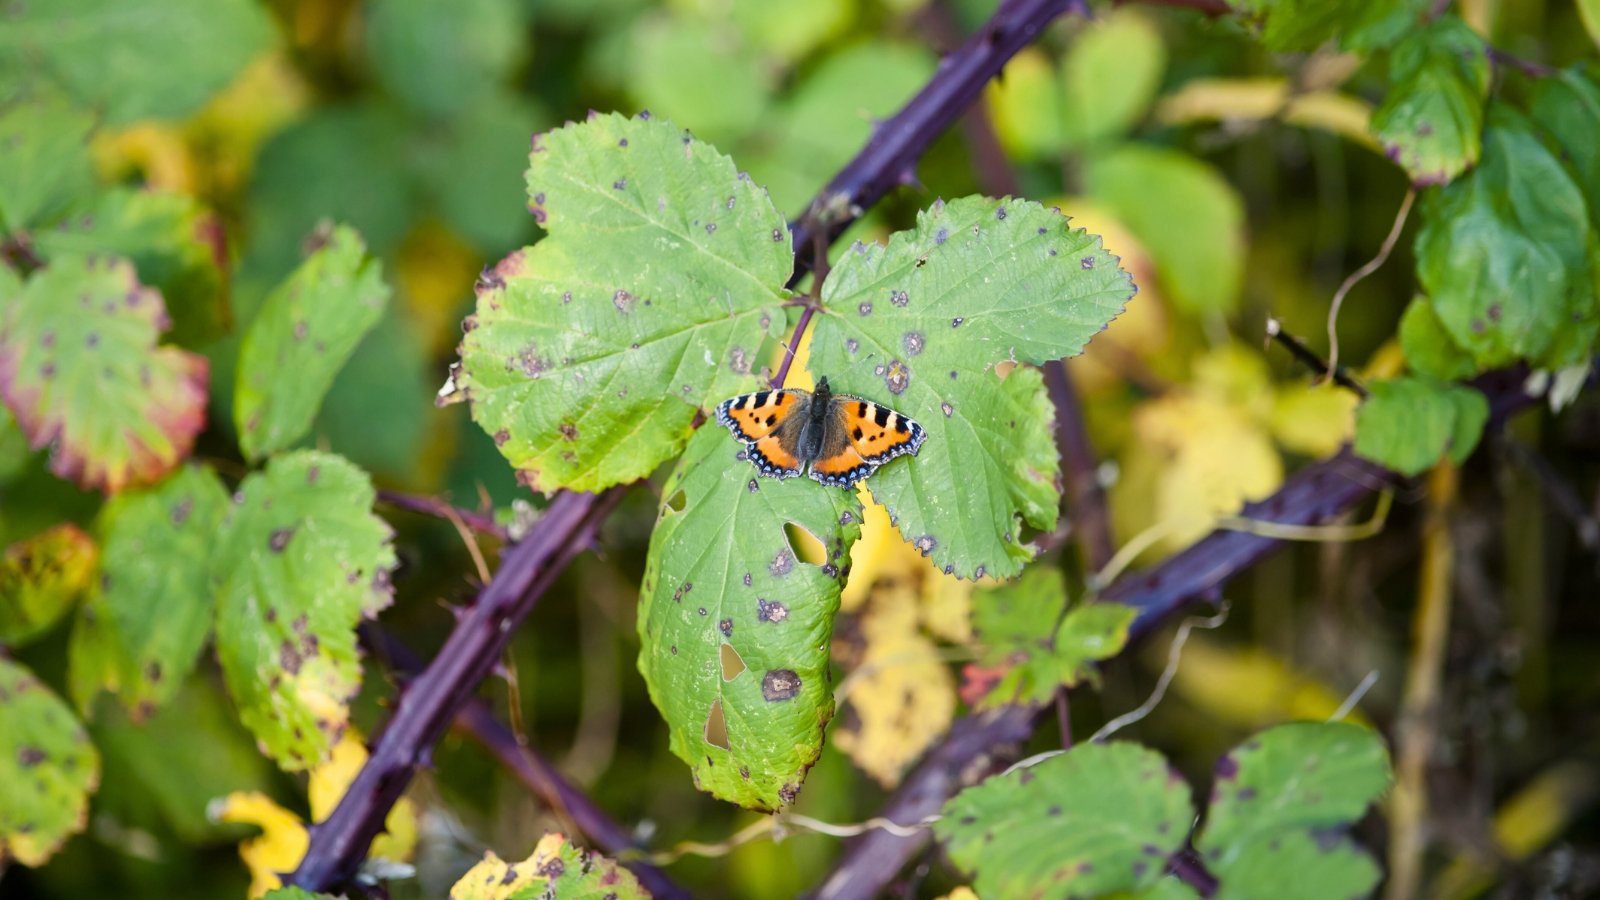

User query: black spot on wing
[752,390,771,408]
[873,406,891,427]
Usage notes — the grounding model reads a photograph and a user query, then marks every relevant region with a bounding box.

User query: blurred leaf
[0,404,28,483]
[629,17,773,147]
[1369,16,1489,185]
[1212,830,1380,900]
[936,742,1194,898]
[1169,639,1372,729]
[235,225,390,460]
[1085,145,1245,314]
[0,95,96,232]
[1156,78,1376,149]
[213,452,396,771]
[1414,106,1596,369]
[312,313,433,482]
[69,465,227,717]
[1268,384,1358,458]
[1198,723,1389,895]
[831,580,955,788]
[967,567,1132,709]
[365,0,527,118]
[1398,296,1476,381]
[416,91,547,255]
[811,196,1133,579]
[1582,0,1600,52]
[0,523,96,647]
[453,113,790,492]
[247,104,419,277]
[727,0,850,63]
[988,48,1067,160]
[0,658,100,867]
[0,255,208,493]
[1431,761,1600,900]
[1354,376,1487,475]
[1061,9,1166,148]
[451,833,648,899]
[263,889,338,900]
[638,425,861,809]
[33,188,231,346]
[1227,0,1427,53]
[0,0,275,124]
[1529,67,1600,231]
[750,42,934,211]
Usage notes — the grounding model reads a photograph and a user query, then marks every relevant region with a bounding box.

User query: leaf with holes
[1414,105,1597,369]
[1196,722,1390,874]
[0,0,275,124]
[1369,16,1489,185]
[213,451,396,771]
[1353,376,1487,476]
[235,225,391,460]
[451,833,648,900]
[965,566,1133,709]
[449,113,791,493]
[33,188,231,346]
[809,196,1133,580]
[0,95,96,232]
[0,524,96,647]
[935,742,1194,898]
[69,465,229,718]
[0,658,100,867]
[637,426,861,809]
[0,255,208,493]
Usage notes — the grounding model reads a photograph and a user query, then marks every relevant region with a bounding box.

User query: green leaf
[1582,0,1600,52]
[1084,145,1244,315]
[628,17,773,147]
[726,0,850,63]
[69,465,228,717]
[365,0,527,119]
[637,426,861,809]
[213,451,396,771]
[1353,377,1488,476]
[1530,67,1600,231]
[0,255,208,493]
[1414,106,1595,369]
[935,742,1194,898]
[1211,830,1381,900]
[235,225,390,460]
[809,196,1133,579]
[0,658,100,866]
[312,314,433,482]
[452,113,791,493]
[0,95,95,233]
[989,48,1069,160]
[969,566,1134,708]
[1060,9,1166,148]
[1369,16,1489,185]
[1197,722,1391,869]
[32,188,231,346]
[1398,297,1476,382]
[1227,0,1427,53]
[247,103,419,278]
[263,889,340,900]
[0,524,96,647]
[0,0,275,124]
[416,92,549,255]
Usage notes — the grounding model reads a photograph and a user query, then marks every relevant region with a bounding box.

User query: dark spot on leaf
[307,465,320,484]
[280,640,304,674]
[951,317,964,328]
[1487,303,1502,321]
[748,478,759,492]
[1215,754,1239,779]
[772,229,783,242]
[619,137,628,147]
[756,598,789,623]
[1081,256,1096,269]
[935,227,949,244]
[903,332,924,355]
[995,206,1006,220]
[1133,861,1147,879]
[171,499,193,525]
[859,302,872,316]
[719,618,734,637]
[1238,787,1257,801]
[941,402,953,417]
[293,320,309,340]
[846,338,859,353]
[770,548,793,576]
[559,422,578,441]
[494,429,510,447]
[705,223,717,234]
[145,661,162,682]
[779,783,799,805]
[17,746,45,767]
[613,290,634,313]
[729,347,750,374]
[944,565,954,575]
[762,669,801,701]
[974,565,986,579]
[698,606,707,616]
[883,360,910,394]
[613,178,627,190]
[913,535,937,555]
[270,528,294,553]
[890,289,909,307]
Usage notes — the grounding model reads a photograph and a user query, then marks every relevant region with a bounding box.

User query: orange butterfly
[715,377,926,486]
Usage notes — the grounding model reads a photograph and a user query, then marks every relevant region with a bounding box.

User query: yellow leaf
[452,848,543,899]
[986,47,1066,159]
[92,124,195,193]
[213,732,416,896]
[450,833,646,899]
[937,889,980,900]
[1270,383,1358,457]
[397,222,486,358]
[832,582,956,788]
[1166,638,1370,729]
[210,791,308,898]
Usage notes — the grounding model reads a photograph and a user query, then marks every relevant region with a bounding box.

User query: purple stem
[376,489,508,541]
[771,305,817,389]
[289,487,626,889]
[786,0,1085,287]
[809,369,1542,899]
[365,627,689,899]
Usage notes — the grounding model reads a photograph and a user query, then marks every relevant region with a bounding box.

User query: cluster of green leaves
[0,52,405,860]
[449,113,1136,808]
[936,722,1391,899]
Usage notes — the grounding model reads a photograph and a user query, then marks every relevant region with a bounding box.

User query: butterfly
[715,377,926,487]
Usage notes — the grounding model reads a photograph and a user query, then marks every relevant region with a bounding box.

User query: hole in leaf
[665,489,687,512]
[784,522,826,565]
[720,643,747,681]
[704,698,730,750]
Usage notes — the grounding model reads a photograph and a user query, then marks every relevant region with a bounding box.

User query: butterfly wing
[808,395,926,486]
[716,388,808,479]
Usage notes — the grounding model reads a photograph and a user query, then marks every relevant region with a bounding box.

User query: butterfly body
[715,377,926,487]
